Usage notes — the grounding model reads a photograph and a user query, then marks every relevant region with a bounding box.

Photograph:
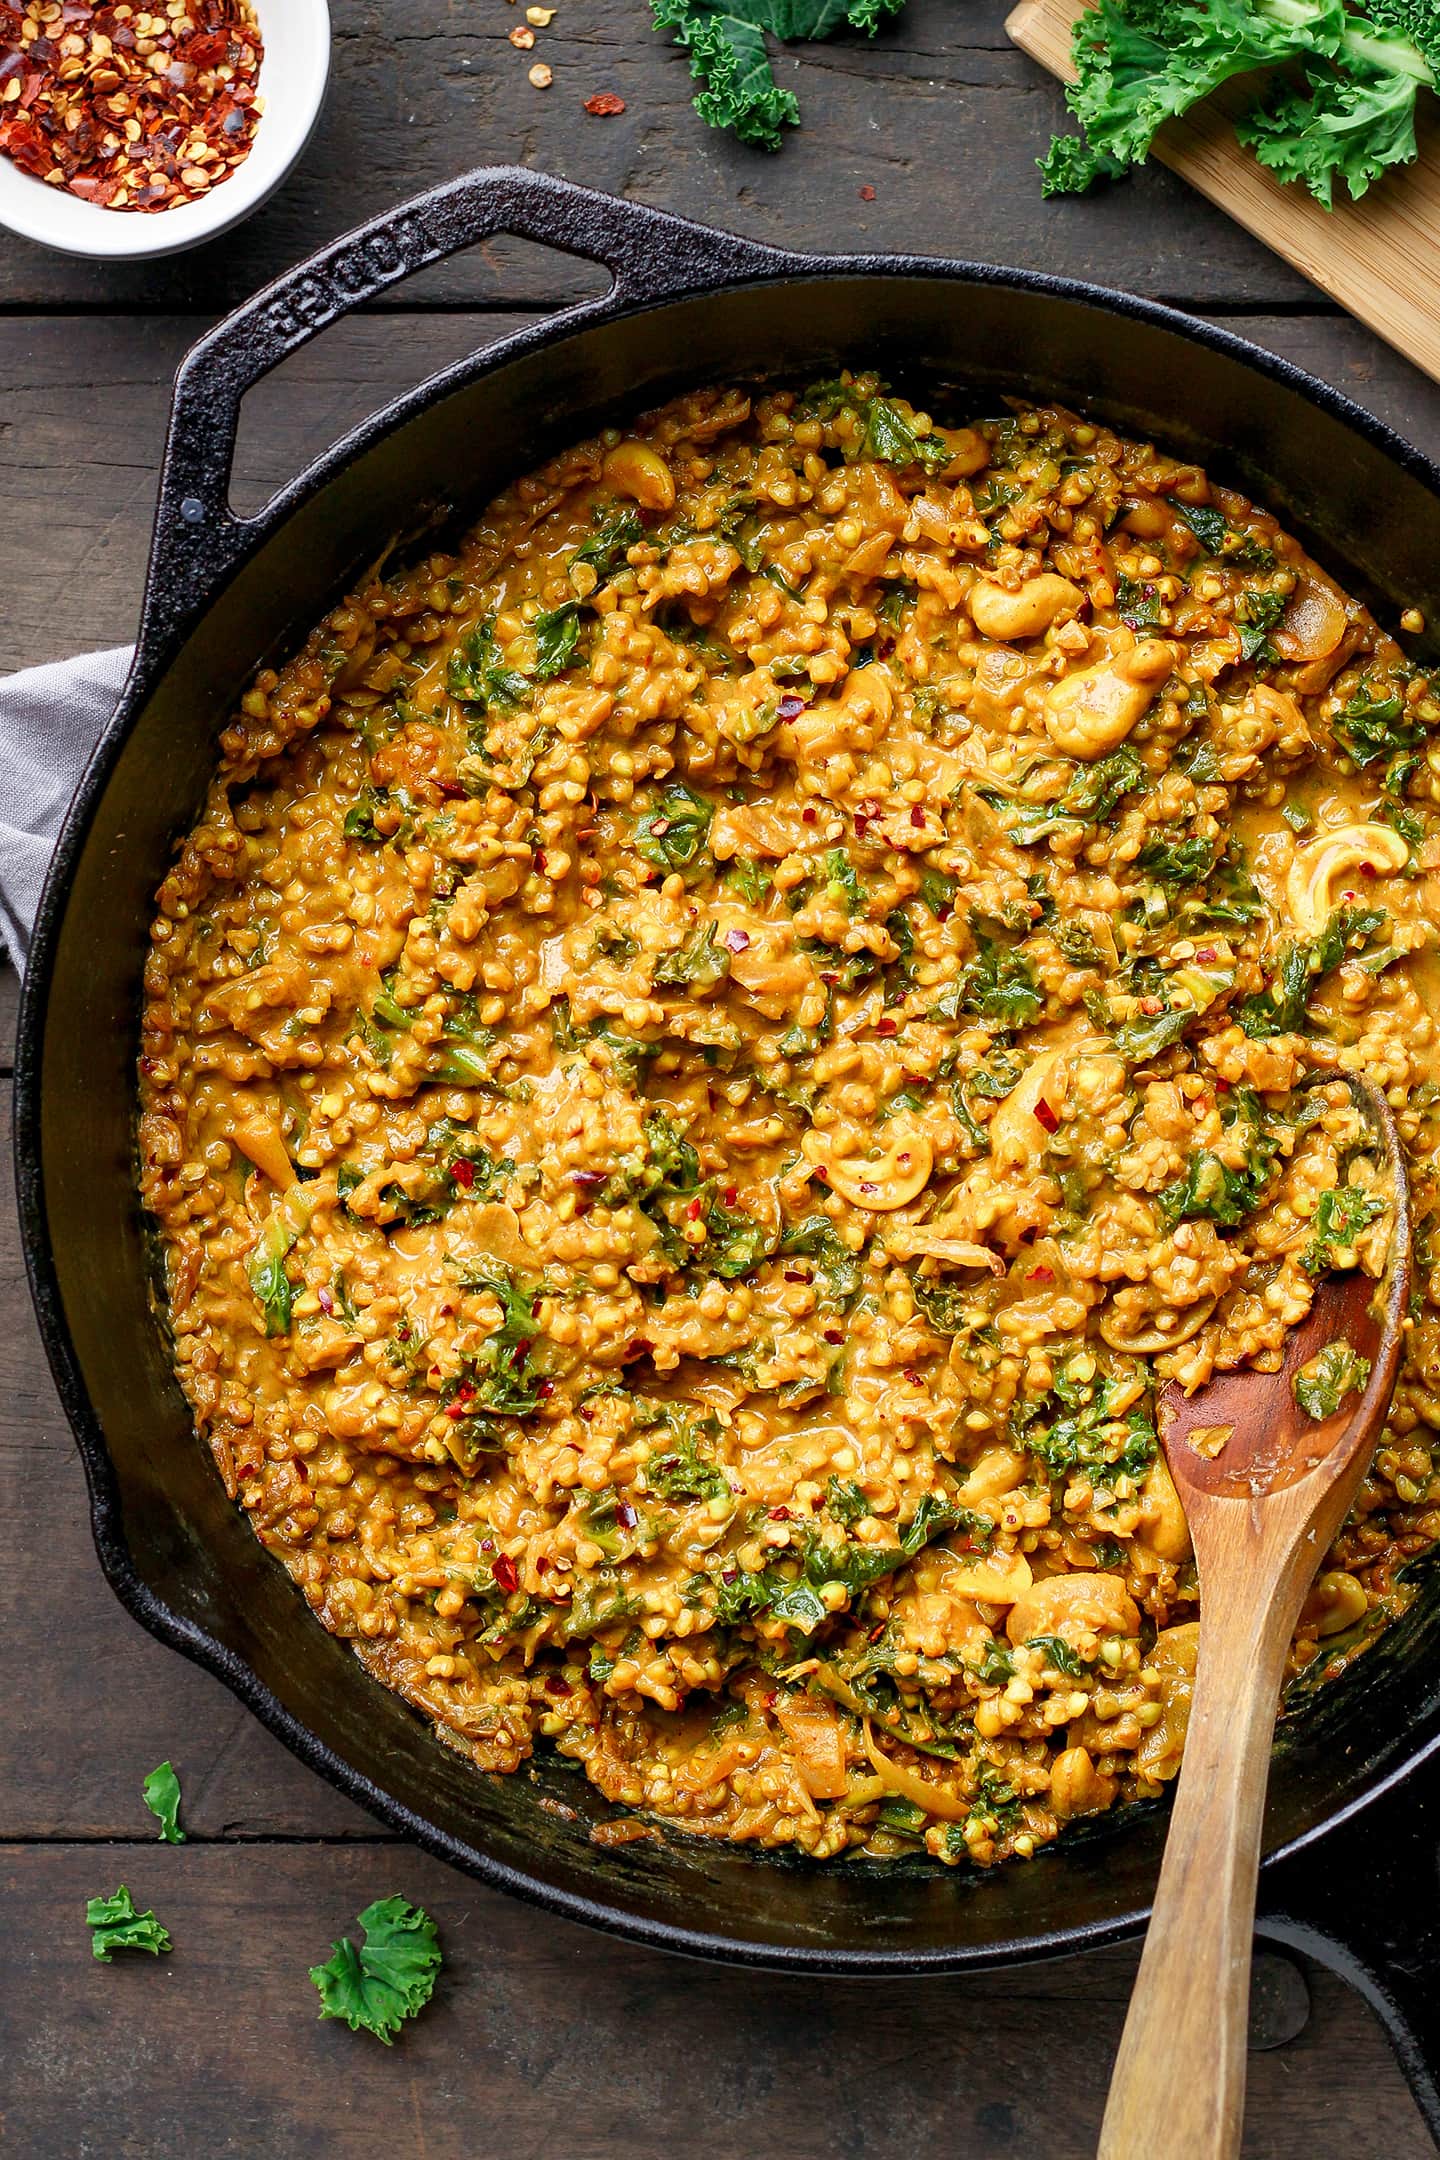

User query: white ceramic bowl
[0,0,330,260]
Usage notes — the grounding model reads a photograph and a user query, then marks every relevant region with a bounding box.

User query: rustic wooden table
[5,2,1440,2150]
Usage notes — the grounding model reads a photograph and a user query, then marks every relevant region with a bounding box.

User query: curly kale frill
[1041,0,1440,208]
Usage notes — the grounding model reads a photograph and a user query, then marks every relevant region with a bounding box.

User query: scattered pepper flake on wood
[0,0,265,215]
[858,183,875,201]
[528,59,552,87]
[525,5,554,21]
[509,24,535,48]
[584,90,625,116]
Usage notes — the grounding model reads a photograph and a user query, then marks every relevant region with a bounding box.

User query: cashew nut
[1135,1620,1199,1781]
[940,1548,1034,1605]
[1134,1451,1192,1563]
[1098,1292,1216,1355]
[1044,640,1176,760]
[803,1123,934,1210]
[1272,575,1347,665]
[602,441,675,511]
[233,1116,296,1190]
[969,573,1083,643]
[957,1447,1027,1506]
[884,1222,1004,1271]
[1049,1744,1115,1819]
[1300,1569,1369,1638]
[1006,1569,1140,1647]
[933,424,990,477]
[1284,822,1409,936]
[988,1042,1123,1171]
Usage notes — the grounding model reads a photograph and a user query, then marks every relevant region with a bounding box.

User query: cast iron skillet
[17,165,1440,2128]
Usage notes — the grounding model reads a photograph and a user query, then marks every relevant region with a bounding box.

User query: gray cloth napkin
[0,646,133,967]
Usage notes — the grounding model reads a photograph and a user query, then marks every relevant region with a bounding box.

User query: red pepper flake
[0,0,265,214]
[546,1671,573,1695]
[802,806,818,825]
[616,1500,639,1532]
[493,1553,520,1594]
[686,1196,704,1219]
[317,1285,335,1316]
[909,805,926,828]
[537,1377,556,1399]
[451,1157,476,1190]
[1034,1098,1060,1134]
[650,817,672,837]
[1138,996,1164,1016]
[877,637,896,660]
[813,1166,830,1184]
[724,1185,738,1205]
[1028,1263,1056,1282]
[859,183,876,201]
[534,849,548,876]
[628,1337,654,1357]
[768,1505,791,1520]
[723,926,751,953]
[824,1329,844,1345]
[877,1016,898,1037]
[1196,946,1218,963]
[903,1368,922,1386]
[584,90,626,115]
[854,814,871,838]
[778,694,806,720]
[1360,861,1377,878]
[570,1169,604,1190]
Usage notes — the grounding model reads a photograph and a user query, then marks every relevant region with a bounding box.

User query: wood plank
[0,1093,384,1839]
[0,969,17,1071]
[0,312,534,677]
[4,309,1440,678]
[0,0,1319,313]
[0,1845,1426,2157]
[1008,0,1440,388]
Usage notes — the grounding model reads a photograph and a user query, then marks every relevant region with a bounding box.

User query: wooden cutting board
[1006,0,1440,386]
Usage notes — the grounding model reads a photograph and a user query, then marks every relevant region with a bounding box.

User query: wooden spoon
[1098,1074,1412,2160]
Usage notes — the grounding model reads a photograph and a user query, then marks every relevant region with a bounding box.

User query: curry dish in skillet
[138,378,1439,1865]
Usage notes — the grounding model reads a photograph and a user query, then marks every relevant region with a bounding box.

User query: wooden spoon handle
[1097,1584,1298,2160]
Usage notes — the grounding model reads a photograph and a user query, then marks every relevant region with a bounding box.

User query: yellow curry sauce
[138,380,1440,1867]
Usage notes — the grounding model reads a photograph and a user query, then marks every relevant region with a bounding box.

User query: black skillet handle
[1257,1757,1440,2142]
[142,167,795,658]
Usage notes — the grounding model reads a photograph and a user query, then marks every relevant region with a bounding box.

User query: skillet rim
[17,195,1440,1973]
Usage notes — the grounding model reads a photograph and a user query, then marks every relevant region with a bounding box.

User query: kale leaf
[309,1896,442,2045]
[1331,680,1424,769]
[1239,904,1386,1037]
[1158,1088,1281,1230]
[141,1761,185,1844]
[87,1886,172,1962]
[652,0,907,151]
[636,781,715,872]
[1040,0,1440,210]
[446,614,530,708]
[1303,1184,1386,1273]
[1293,1342,1372,1421]
[533,602,582,679]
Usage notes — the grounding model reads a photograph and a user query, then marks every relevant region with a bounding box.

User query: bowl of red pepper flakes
[0,0,330,259]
